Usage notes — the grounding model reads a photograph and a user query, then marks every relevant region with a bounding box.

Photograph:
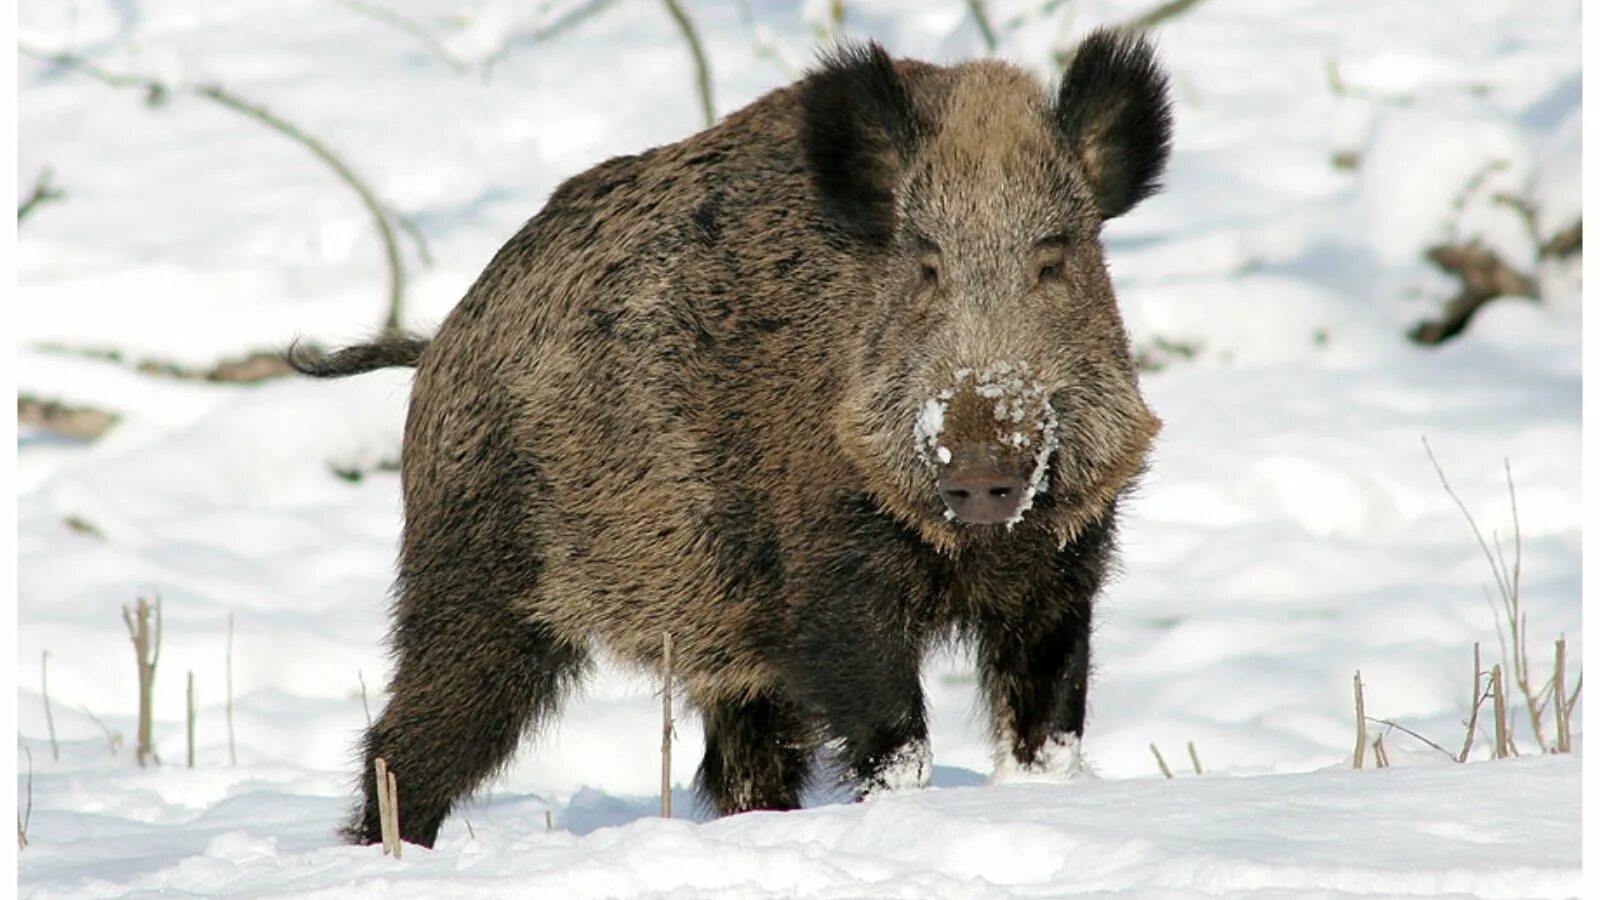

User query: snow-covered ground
[15,1,1584,897]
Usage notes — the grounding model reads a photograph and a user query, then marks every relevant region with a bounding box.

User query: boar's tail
[285,332,431,378]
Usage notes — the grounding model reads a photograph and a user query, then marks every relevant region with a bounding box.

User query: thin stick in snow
[545,809,554,833]
[1352,671,1366,769]
[17,747,32,851]
[1372,734,1390,768]
[186,670,197,769]
[1554,637,1569,753]
[227,612,237,766]
[121,594,162,767]
[1186,741,1203,775]
[1492,665,1508,759]
[375,757,401,857]
[1149,742,1173,779]
[661,632,674,818]
[42,651,59,762]
[1459,642,1484,762]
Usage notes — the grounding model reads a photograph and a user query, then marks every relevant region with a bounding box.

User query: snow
[14,0,1584,897]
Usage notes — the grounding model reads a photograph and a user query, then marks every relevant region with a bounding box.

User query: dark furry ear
[1054,30,1173,220]
[800,41,923,247]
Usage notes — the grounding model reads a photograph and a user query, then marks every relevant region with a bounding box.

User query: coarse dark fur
[291,29,1172,848]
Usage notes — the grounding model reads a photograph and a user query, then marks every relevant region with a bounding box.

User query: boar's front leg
[783,561,932,801]
[979,511,1118,782]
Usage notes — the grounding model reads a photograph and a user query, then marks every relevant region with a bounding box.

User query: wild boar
[291,29,1171,847]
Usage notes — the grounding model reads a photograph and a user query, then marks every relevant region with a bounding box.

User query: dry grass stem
[1491,665,1509,759]
[1459,642,1486,762]
[1186,741,1203,775]
[1372,734,1390,768]
[965,1,998,54]
[17,747,33,851]
[1149,742,1173,779]
[80,705,123,756]
[662,632,675,818]
[1364,717,1456,760]
[1352,671,1367,769]
[186,671,197,769]
[42,651,59,762]
[546,809,555,833]
[358,670,373,727]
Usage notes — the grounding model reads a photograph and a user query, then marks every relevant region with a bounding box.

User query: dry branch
[1365,717,1456,760]
[336,0,472,74]
[80,705,124,756]
[121,595,162,767]
[19,45,425,334]
[1410,242,1539,345]
[965,1,999,53]
[1372,734,1390,768]
[1186,741,1202,775]
[661,0,715,129]
[358,670,373,728]
[1119,0,1213,35]
[1149,742,1173,779]
[1491,665,1508,759]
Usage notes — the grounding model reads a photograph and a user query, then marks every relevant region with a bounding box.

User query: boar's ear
[1054,30,1173,221]
[801,41,924,247]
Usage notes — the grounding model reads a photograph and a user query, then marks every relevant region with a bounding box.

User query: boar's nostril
[937,470,1029,526]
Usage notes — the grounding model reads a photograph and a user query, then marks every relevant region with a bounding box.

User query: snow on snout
[915,362,1060,528]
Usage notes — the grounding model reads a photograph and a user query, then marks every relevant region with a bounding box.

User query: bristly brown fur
[303,29,1173,848]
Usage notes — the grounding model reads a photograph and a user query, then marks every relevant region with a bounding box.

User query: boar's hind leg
[344,591,588,848]
[978,512,1117,777]
[696,694,812,816]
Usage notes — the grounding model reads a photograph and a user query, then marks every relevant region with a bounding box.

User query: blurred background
[14,0,1583,883]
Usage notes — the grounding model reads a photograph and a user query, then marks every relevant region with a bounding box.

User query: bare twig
[17,747,33,851]
[965,1,998,54]
[121,595,162,767]
[375,757,401,857]
[1149,742,1173,779]
[1119,0,1212,34]
[1459,643,1485,762]
[661,632,675,818]
[735,0,800,78]
[1554,637,1569,753]
[18,167,65,223]
[358,670,373,728]
[186,671,197,769]
[20,45,419,334]
[1353,671,1366,769]
[480,0,623,77]
[336,0,472,74]
[1492,665,1508,759]
[1365,717,1457,761]
[42,651,59,762]
[227,613,237,766]
[1186,740,1202,775]
[79,705,123,756]
[545,809,555,833]
[1372,734,1390,768]
[660,0,715,129]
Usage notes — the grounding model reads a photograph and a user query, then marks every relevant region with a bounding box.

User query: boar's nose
[937,469,1029,525]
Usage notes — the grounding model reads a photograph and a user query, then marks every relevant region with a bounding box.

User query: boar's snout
[937,464,1030,525]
